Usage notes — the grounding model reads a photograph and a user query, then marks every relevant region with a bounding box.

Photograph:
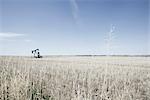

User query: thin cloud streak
[70,0,80,25]
[0,32,31,43]
[24,39,32,42]
[0,32,25,38]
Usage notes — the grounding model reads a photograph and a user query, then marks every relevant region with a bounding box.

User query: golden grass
[0,56,150,100]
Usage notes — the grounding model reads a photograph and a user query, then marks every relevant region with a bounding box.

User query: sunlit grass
[0,56,150,100]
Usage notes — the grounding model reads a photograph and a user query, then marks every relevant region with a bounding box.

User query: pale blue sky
[0,0,149,55]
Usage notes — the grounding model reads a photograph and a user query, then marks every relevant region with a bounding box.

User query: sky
[0,0,149,55]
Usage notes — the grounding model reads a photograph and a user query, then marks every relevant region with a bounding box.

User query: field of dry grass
[0,56,150,100]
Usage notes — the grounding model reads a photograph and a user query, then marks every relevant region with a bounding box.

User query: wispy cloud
[24,39,32,42]
[70,0,80,25]
[0,32,25,38]
[0,32,32,43]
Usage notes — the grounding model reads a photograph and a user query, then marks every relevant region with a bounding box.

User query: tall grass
[0,56,150,100]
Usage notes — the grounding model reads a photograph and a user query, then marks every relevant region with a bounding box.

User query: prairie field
[0,56,150,100]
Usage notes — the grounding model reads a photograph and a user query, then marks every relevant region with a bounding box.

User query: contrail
[70,0,80,25]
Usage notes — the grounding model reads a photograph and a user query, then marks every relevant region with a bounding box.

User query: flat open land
[0,56,150,100]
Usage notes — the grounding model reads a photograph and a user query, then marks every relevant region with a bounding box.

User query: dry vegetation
[0,56,150,100]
